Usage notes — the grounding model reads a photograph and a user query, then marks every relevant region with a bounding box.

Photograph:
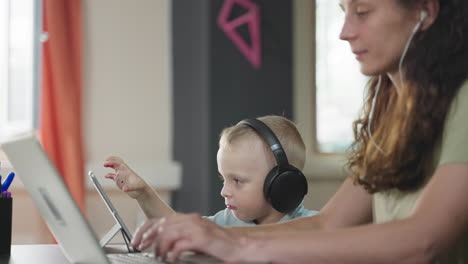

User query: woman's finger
[156,223,187,259]
[131,218,159,248]
[139,224,163,250]
[169,239,193,262]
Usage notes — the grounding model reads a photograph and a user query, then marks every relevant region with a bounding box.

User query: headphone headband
[238,118,289,168]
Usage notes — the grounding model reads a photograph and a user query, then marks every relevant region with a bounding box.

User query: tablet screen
[88,170,136,251]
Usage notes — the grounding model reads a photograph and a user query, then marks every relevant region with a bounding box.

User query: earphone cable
[367,15,424,154]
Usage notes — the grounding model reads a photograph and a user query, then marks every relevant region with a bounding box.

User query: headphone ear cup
[264,166,308,214]
[263,166,279,204]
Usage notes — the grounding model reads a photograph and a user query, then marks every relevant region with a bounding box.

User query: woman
[131,0,468,262]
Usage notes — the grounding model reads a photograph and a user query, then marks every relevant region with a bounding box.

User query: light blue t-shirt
[205,203,317,226]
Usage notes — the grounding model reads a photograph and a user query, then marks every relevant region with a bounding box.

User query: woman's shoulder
[437,78,468,166]
[455,78,468,98]
[445,79,468,122]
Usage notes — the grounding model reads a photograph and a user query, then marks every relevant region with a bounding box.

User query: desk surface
[0,245,70,264]
[0,244,129,264]
[1,244,259,264]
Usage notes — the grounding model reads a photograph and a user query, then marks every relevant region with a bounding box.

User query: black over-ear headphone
[238,118,308,214]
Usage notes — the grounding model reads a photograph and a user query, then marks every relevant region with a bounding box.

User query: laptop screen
[1,133,110,263]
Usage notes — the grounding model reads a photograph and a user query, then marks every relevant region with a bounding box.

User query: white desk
[1,244,263,263]
[0,244,130,264]
[0,245,70,264]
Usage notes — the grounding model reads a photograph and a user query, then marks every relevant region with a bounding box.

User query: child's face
[217,137,284,224]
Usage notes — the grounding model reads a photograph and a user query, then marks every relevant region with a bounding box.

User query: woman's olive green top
[373,80,468,263]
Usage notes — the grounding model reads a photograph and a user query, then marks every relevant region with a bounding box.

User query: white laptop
[1,133,224,264]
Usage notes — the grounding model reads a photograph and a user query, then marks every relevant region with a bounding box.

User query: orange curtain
[39,0,85,212]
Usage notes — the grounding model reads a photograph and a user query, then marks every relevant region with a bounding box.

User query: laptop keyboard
[108,251,223,264]
[108,253,168,264]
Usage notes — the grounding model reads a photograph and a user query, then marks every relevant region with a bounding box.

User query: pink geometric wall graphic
[217,0,262,69]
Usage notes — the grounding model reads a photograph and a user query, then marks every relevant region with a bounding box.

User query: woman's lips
[353,50,368,61]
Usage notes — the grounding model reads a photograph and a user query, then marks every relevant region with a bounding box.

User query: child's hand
[103,156,147,199]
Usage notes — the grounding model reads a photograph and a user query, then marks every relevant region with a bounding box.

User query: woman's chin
[359,64,386,77]
[360,67,379,77]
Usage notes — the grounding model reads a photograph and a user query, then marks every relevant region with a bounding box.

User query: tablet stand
[100,222,137,253]
[88,171,140,253]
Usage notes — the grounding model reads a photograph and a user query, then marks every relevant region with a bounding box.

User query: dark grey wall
[172,0,293,215]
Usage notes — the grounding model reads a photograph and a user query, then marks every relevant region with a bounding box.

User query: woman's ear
[420,0,440,31]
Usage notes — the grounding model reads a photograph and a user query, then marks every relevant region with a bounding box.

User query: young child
[104,115,317,226]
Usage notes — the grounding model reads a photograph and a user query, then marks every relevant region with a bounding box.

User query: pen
[1,172,15,192]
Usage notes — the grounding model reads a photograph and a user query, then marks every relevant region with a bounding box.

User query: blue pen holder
[0,197,12,256]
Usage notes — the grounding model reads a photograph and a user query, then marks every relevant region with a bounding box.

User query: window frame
[293,0,348,181]
[0,0,42,169]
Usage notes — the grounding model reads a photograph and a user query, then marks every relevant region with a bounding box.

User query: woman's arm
[135,177,373,260]
[243,163,468,264]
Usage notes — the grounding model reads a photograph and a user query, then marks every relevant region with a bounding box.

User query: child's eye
[234,178,242,184]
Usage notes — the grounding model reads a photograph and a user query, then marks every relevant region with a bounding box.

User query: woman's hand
[103,156,148,199]
[132,213,255,263]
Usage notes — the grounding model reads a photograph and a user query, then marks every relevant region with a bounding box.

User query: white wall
[6,0,181,244]
[83,0,181,242]
[83,0,179,182]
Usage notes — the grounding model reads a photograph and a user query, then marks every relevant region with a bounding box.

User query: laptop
[1,133,223,264]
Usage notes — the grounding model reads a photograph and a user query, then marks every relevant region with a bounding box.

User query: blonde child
[104,115,316,226]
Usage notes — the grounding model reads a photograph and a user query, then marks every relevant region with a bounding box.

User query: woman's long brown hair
[347,0,468,193]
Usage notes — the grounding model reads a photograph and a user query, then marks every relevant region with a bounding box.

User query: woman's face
[339,0,421,76]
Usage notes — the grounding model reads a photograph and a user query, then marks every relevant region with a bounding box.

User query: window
[0,0,39,143]
[315,0,368,153]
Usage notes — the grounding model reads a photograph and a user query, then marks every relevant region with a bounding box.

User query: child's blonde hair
[219,115,306,170]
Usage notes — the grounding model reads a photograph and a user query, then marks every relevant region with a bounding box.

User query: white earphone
[420,10,428,23]
[367,10,428,155]
[398,9,428,91]
[416,10,428,32]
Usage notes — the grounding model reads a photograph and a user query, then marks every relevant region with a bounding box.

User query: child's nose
[220,185,232,198]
